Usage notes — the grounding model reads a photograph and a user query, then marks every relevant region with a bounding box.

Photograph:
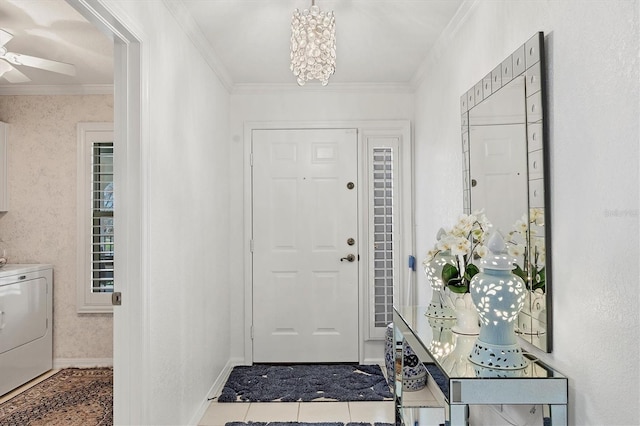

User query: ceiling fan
[0,28,76,83]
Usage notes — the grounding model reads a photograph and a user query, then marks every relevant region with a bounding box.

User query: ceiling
[0,0,113,90]
[0,0,466,91]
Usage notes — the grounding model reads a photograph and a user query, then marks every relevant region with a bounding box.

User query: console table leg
[449,404,468,426]
[550,404,568,425]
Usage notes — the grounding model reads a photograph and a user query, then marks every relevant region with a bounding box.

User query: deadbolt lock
[347,238,355,246]
[346,182,355,190]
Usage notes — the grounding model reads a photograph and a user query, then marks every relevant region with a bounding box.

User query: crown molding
[163,0,234,92]
[410,0,480,89]
[232,81,416,95]
[0,84,114,96]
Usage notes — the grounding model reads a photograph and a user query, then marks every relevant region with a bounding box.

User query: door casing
[65,1,148,424]
[243,120,413,365]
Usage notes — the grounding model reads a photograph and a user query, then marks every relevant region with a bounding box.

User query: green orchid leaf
[464,264,479,281]
[447,278,469,294]
[536,267,546,283]
[441,263,459,284]
[512,263,527,281]
[532,268,546,291]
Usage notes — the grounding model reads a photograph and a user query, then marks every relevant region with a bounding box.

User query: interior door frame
[66,1,149,424]
[243,120,413,364]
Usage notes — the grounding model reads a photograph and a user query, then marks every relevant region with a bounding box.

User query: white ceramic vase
[469,233,528,370]
[441,333,477,377]
[530,288,546,321]
[423,251,457,319]
[425,288,456,319]
[447,290,480,335]
[426,316,456,361]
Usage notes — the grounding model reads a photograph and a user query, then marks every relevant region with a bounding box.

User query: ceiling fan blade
[0,60,31,83]
[0,29,12,48]
[3,52,76,76]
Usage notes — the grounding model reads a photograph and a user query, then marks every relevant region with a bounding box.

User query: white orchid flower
[530,208,545,225]
[423,248,439,263]
[451,236,471,256]
[455,214,476,234]
[515,219,528,234]
[436,237,451,251]
[508,243,526,258]
[475,244,488,258]
[471,227,484,241]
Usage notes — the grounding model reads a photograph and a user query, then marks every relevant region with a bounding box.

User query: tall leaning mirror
[460,32,552,352]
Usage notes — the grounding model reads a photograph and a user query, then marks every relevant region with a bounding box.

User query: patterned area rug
[0,368,113,426]
[218,364,393,402]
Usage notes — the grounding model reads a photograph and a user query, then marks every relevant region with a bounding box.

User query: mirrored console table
[393,305,568,426]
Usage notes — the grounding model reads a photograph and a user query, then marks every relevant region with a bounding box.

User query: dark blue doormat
[218,364,393,402]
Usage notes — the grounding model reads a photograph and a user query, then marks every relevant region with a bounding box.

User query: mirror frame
[460,32,553,352]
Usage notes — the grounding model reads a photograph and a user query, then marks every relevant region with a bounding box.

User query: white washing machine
[0,264,53,396]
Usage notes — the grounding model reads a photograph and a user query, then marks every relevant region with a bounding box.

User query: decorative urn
[468,233,528,370]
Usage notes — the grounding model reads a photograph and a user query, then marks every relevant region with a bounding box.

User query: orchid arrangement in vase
[424,211,492,294]
[506,208,546,292]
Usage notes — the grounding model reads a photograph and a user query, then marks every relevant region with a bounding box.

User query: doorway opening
[66,1,146,423]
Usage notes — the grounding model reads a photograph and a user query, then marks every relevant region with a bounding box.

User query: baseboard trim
[53,358,114,369]
[363,357,384,366]
[188,357,245,425]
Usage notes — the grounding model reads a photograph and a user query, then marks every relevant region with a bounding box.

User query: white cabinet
[0,121,6,211]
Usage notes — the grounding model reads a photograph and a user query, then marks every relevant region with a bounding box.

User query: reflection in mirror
[461,32,552,352]
[468,76,528,239]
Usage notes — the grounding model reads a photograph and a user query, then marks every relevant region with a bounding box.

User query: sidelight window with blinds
[77,123,115,313]
[372,147,394,328]
[364,133,405,340]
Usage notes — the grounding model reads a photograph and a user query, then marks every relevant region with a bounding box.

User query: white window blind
[372,147,394,328]
[91,143,114,293]
[77,122,114,313]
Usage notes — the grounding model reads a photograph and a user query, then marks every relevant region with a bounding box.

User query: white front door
[252,128,359,363]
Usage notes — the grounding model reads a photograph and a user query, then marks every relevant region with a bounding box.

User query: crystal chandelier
[290,0,336,86]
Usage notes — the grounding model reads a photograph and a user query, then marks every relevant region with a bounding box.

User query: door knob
[340,254,356,262]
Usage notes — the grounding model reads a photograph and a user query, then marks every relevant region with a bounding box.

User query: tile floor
[197,400,395,425]
[197,377,440,426]
[2,366,442,426]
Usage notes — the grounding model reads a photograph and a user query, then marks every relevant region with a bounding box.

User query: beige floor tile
[198,402,251,426]
[244,402,300,422]
[348,401,395,423]
[298,402,351,422]
[401,386,439,405]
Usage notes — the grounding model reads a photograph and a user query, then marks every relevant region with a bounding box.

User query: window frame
[360,128,413,340]
[77,122,115,313]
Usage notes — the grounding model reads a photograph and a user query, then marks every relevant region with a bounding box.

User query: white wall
[414,1,639,425]
[0,95,114,363]
[229,89,414,362]
[105,2,231,424]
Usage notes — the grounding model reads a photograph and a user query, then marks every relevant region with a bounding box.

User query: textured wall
[106,2,232,425]
[0,94,114,361]
[414,1,639,425]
